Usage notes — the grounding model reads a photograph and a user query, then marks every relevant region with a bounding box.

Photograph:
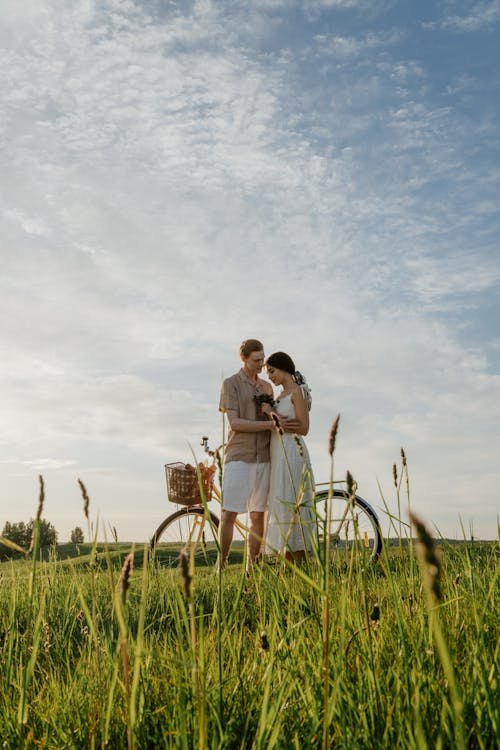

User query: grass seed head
[370,603,380,623]
[346,470,355,497]
[77,478,90,521]
[400,447,407,466]
[36,475,45,521]
[293,434,304,456]
[179,547,192,602]
[42,621,51,653]
[329,414,340,456]
[28,475,45,553]
[393,463,398,488]
[272,413,284,435]
[120,552,134,604]
[215,448,223,475]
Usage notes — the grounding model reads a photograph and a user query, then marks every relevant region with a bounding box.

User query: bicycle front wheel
[314,489,382,565]
[150,506,220,568]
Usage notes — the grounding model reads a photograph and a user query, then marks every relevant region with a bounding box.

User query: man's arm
[225,409,274,433]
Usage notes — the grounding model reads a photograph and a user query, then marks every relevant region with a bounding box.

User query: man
[218,339,275,569]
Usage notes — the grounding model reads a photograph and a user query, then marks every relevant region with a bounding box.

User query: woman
[260,352,317,561]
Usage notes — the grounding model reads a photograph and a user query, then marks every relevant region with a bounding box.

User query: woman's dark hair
[265,351,295,375]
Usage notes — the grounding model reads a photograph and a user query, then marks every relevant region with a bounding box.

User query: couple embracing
[219,338,317,569]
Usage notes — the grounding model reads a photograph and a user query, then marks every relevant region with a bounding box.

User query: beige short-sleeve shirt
[219,369,273,464]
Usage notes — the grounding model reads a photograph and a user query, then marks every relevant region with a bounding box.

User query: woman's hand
[260,402,272,416]
[279,416,300,433]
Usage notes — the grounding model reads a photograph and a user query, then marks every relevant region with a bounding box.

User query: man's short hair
[240,339,264,359]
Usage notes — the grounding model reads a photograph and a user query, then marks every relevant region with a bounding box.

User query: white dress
[265,393,317,554]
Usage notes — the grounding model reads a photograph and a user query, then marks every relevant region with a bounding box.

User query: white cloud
[423,1,500,32]
[406,252,500,305]
[313,28,404,59]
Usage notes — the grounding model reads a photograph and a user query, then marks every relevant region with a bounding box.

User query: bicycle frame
[315,483,370,548]
[194,449,374,551]
[150,437,382,563]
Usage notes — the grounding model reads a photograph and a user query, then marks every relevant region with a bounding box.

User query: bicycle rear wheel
[150,506,220,568]
[314,489,382,564]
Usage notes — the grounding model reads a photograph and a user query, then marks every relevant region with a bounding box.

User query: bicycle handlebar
[200,436,223,459]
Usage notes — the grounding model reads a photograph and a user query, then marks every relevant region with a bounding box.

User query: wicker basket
[165,462,215,506]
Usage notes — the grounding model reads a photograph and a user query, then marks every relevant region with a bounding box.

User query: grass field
[0,532,498,749]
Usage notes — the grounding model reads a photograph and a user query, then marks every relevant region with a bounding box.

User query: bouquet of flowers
[254,393,276,408]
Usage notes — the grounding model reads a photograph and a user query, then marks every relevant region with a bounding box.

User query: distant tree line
[1,518,58,549]
[0,520,85,559]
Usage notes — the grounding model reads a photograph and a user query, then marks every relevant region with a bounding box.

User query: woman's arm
[288,388,309,435]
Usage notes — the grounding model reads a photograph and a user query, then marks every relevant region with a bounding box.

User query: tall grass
[0,453,498,749]
[0,533,498,748]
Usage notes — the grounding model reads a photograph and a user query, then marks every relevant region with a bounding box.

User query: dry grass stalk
[322,414,340,750]
[410,513,466,749]
[179,546,204,744]
[410,512,442,606]
[29,475,45,553]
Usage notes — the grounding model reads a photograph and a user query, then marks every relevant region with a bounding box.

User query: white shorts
[222,461,270,514]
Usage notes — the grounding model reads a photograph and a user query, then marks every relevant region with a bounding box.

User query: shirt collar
[238,368,260,387]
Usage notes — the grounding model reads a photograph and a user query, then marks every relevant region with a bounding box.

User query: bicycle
[150,436,383,567]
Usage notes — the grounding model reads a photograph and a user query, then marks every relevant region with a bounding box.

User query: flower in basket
[184,462,216,483]
[198,462,217,481]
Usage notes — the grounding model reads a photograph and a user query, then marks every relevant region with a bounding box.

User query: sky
[1,0,499,544]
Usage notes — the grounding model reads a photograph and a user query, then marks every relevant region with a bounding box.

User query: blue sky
[1,0,499,542]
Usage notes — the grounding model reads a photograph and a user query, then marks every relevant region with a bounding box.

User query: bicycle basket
[165,462,215,506]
